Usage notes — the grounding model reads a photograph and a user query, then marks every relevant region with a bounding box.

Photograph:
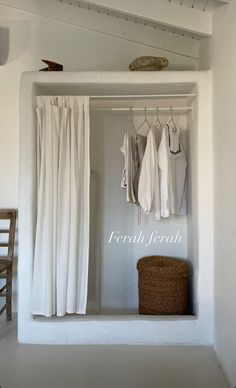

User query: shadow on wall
[0,21,30,65]
[0,27,9,65]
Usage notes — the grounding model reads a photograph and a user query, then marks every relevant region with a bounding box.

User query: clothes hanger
[168,107,178,133]
[155,106,163,128]
[122,107,137,136]
[136,107,151,133]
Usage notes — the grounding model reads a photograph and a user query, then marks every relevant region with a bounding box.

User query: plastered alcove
[18,71,213,345]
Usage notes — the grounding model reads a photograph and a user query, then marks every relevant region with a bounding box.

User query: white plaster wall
[0,3,199,313]
[200,3,236,387]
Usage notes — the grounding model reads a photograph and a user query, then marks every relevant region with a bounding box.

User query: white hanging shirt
[158,124,187,217]
[138,126,161,220]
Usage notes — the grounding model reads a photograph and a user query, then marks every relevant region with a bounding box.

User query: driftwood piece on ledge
[129,56,169,71]
[39,59,63,71]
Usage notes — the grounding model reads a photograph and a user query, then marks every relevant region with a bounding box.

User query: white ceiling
[58,0,202,40]
[68,0,229,38]
[161,0,229,12]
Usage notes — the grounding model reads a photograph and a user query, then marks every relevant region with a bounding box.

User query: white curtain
[32,96,90,317]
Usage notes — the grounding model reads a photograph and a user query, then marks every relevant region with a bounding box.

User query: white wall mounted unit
[18,71,213,345]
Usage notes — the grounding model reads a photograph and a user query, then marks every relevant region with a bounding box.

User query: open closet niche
[19,72,213,345]
[89,92,196,315]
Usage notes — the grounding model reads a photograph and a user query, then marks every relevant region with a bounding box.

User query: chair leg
[6,267,12,321]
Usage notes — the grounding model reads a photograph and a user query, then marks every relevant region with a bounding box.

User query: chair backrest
[0,210,17,261]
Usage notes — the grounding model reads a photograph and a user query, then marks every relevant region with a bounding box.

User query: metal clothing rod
[90,94,197,99]
[91,107,193,112]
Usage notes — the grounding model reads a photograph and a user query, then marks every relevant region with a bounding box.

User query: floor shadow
[0,313,17,341]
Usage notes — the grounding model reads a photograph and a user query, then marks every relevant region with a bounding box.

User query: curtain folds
[32,96,90,317]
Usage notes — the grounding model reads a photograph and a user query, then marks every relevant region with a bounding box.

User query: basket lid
[137,256,189,278]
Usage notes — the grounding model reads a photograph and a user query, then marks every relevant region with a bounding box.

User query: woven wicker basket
[137,256,189,315]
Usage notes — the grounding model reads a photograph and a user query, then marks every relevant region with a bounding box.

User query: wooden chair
[0,210,17,321]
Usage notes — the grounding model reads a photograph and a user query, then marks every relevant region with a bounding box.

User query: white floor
[0,316,229,388]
